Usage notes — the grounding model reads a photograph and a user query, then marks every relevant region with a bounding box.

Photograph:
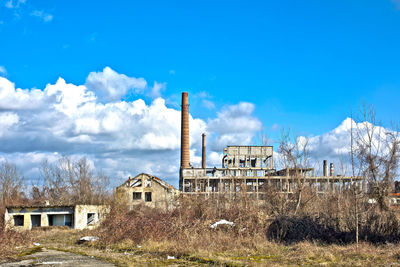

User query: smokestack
[180,92,189,190]
[330,163,334,177]
[202,133,206,169]
[323,160,328,177]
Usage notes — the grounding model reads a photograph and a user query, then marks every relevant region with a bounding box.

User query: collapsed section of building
[179,92,365,196]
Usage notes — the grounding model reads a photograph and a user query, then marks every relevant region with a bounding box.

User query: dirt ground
[1,248,115,267]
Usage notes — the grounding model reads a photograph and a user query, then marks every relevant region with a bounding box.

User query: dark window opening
[145,192,152,202]
[48,214,72,227]
[13,215,24,226]
[87,213,95,225]
[31,215,41,227]
[133,192,142,200]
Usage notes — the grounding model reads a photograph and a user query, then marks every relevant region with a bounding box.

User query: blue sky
[1,0,400,186]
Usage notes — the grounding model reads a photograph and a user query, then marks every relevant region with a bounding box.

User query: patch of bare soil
[1,248,115,267]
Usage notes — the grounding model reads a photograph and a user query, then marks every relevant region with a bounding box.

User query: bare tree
[258,128,270,146]
[278,128,311,215]
[354,103,400,210]
[40,156,111,205]
[0,162,25,206]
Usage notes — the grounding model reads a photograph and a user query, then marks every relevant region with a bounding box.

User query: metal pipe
[330,163,334,177]
[323,160,328,177]
[202,133,206,169]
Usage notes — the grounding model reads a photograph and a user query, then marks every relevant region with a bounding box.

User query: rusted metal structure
[178,92,365,197]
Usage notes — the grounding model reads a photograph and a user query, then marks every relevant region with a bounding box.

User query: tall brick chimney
[179,92,189,190]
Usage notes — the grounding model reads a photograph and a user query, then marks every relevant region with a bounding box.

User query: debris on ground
[210,219,235,229]
[167,255,175,260]
[78,236,99,243]
[33,242,41,246]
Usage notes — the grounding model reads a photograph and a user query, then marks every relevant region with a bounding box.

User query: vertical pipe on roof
[330,163,334,177]
[323,160,328,177]
[202,133,206,169]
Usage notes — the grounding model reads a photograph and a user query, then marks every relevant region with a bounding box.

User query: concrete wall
[5,206,74,230]
[116,174,178,210]
[5,205,109,230]
[74,205,109,230]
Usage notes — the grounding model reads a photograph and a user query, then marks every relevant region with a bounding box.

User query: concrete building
[5,204,109,230]
[116,173,179,210]
[179,92,365,196]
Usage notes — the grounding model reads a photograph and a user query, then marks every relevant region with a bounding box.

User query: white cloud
[2,68,396,188]
[0,77,46,109]
[294,118,400,176]
[148,81,166,98]
[30,10,53,22]
[207,102,262,151]
[0,69,212,187]
[0,112,18,137]
[85,67,147,102]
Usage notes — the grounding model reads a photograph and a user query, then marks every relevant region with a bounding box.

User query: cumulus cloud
[294,118,400,175]
[0,68,213,187]
[2,67,395,188]
[207,102,262,151]
[85,67,147,102]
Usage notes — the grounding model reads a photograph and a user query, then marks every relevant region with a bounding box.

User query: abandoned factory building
[116,173,179,210]
[5,204,109,230]
[179,92,365,196]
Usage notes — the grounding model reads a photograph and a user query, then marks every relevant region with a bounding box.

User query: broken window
[145,179,152,187]
[145,192,152,202]
[251,159,256,167]
[87,213,95,225]
[31,215,41,228]
[129,179,142,187]
[132,192,142,200]
[13,215,24,226]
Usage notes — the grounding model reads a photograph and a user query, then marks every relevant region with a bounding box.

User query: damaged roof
[119,173,176,190]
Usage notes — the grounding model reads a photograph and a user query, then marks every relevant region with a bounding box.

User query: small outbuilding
[116,173,178,210]
[5,204,109,230]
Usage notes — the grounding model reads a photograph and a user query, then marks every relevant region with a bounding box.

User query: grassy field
[2,228,400,266]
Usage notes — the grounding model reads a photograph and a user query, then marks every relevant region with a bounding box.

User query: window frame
[145,192,152,202]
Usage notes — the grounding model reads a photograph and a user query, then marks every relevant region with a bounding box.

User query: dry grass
[0,206,32,260]
[3,192,400,265]
[2,224,400,266]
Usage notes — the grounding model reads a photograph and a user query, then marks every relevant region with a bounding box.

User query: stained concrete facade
[5,204,109,230]
[116,173,179,210]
